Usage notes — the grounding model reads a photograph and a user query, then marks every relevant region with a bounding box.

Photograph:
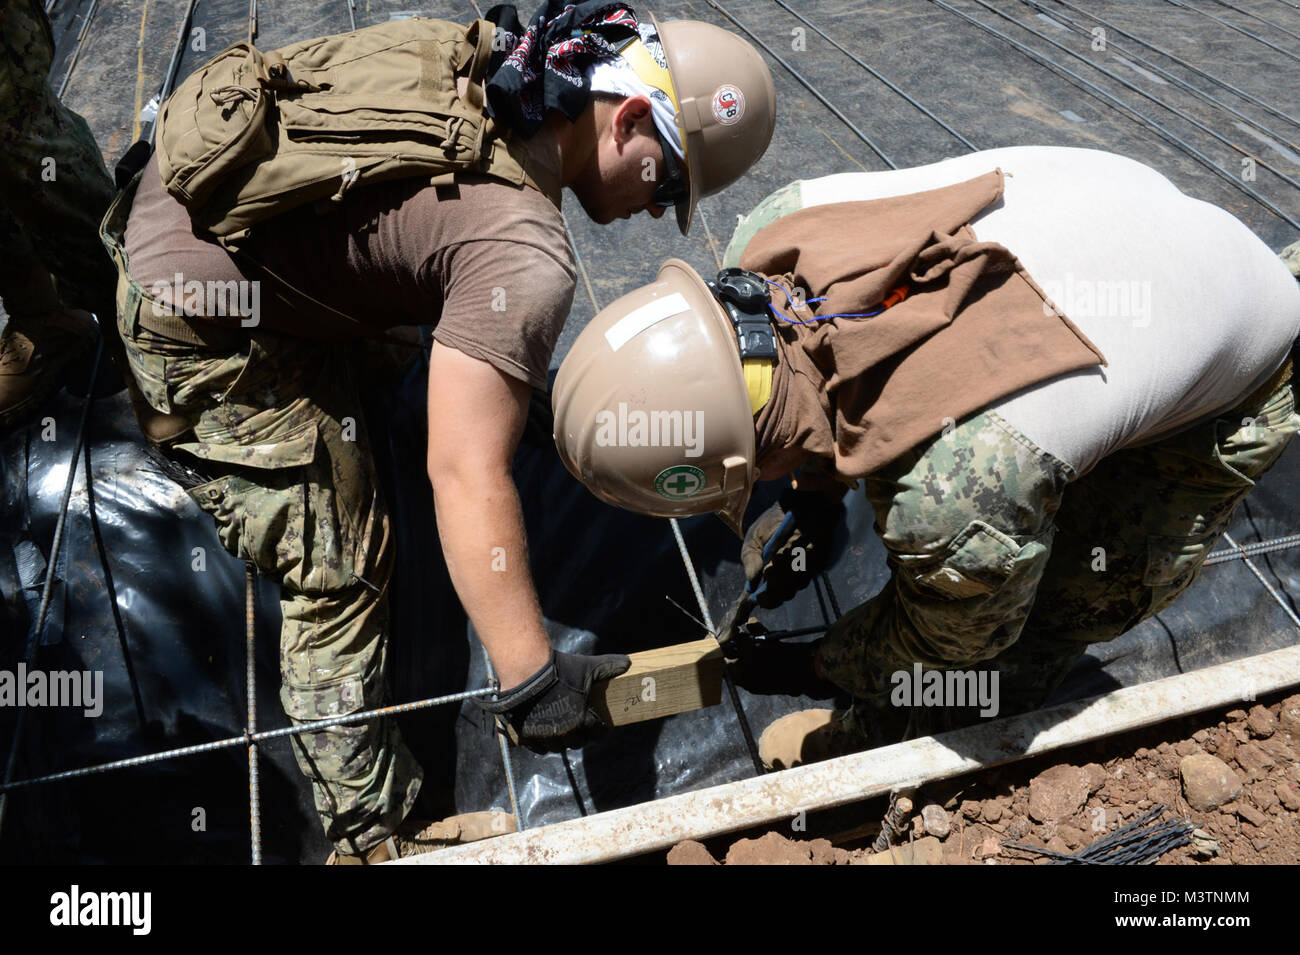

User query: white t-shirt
[767,147,1300,477]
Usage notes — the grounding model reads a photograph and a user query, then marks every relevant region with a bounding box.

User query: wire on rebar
[971,0,1300,192]
[1021,0,1299,153]
[149,0,201,145]
[1205,532,1300,564]
[769,0,978,152]
[1048,0,1300,129]
[1163,0,1300,65]
[0,685,498,796]
[54,0,99,98]
[1004,804,1193,863]
[1223,532,1300,630]
[706,0,896,169]
[1206,0,1300,44]
[927,0,1300,231]
[481,648,523,831]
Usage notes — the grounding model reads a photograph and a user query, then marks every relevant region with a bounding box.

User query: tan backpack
[155,17,560,253]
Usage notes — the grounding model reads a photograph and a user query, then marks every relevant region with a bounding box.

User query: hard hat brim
[649,12,697,236]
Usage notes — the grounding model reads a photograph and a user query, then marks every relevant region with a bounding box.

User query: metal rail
[928,0,1300,230]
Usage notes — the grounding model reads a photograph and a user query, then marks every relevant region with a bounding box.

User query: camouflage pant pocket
[910,519,1048,601]
[280,672,377,782]
[1142,527,1222,617]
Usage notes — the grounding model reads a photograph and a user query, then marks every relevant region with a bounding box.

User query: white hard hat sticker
[711,85,745,125]
[604,292,690,352]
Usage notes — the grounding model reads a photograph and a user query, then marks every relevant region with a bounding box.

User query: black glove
[478,649,631,754]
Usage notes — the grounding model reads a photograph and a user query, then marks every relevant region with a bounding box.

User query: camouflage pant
[0,0,115,318]
[818,369,1299,724]
[101,179,421,855]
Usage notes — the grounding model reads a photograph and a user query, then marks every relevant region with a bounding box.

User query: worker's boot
[758,699,922,770]
[0,309,96,434]
[325,835,400,866]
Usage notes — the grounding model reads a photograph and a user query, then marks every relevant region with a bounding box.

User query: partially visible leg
[816,410,1072,731]
[989,366,1299,716]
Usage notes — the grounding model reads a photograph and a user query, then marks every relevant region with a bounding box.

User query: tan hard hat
[641,14,776,235]
[552,259,757,535]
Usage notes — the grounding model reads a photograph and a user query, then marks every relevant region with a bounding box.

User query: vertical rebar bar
[245,564,261,865]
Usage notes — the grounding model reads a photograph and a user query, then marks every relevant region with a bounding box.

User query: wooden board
[593,637,725,727]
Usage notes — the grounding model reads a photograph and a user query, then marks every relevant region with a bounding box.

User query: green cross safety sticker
[654,465,706,500]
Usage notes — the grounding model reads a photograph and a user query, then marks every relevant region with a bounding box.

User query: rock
[1157,742,1172,755]
[1174,739,1197,757]
[1247,705,1277,739]
[1028,765,1091,823]
[982,801,1003,823]
[1277,781,1300,812]
[960,799,982,820]
[921,804,951,839]
[1235,803,1268,828]
[1279,696,1300,737]
[1045,836,1071,856]
[724,832,813,865]
[862,836,943,865]
[1058,824,1086,850]
[1083,763,1108,794]
[807,838,847,865]
[1229,725,1251,744]
[1193,729,1210,743]
[1226,709,1248,721]
[667,840,719,865]
[1235,742,1275,775]
[1248,782,1278,812]
[1180,753,1243,811]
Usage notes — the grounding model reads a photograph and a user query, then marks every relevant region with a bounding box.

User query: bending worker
[104,3,774,861]
[552,145,1300,767]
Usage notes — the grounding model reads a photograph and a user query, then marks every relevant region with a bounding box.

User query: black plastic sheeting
[2,339,1298,864]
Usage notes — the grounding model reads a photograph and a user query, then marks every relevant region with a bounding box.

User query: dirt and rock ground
[661,691,1300,865]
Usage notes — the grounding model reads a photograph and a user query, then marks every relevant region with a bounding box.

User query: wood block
[593,637,725,727]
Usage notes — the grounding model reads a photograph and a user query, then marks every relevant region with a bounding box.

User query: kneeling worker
[552,145,1300,767]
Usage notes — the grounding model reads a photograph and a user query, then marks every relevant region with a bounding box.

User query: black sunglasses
[650,121,688,208]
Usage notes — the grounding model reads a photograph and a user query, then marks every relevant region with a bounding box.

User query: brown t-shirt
[124,133,575,389]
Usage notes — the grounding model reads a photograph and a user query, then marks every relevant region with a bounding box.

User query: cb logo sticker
[711,85,745,125]
[654,465,706,500]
